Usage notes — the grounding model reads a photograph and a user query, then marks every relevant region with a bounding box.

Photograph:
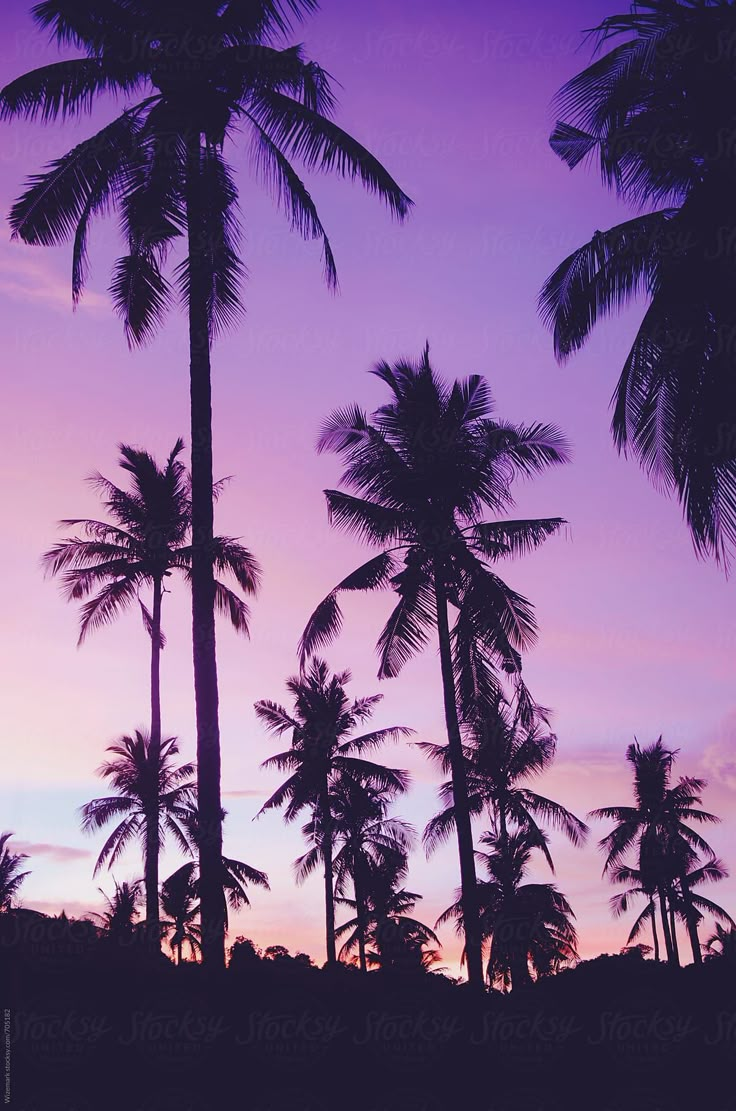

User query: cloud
[12,840,91,863]
[223,788,266,798]
[0,241,108,312]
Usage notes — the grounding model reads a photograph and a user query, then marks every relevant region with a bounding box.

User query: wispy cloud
[13,840,91,863]
[0,240,108,311]
[223,788,266,798]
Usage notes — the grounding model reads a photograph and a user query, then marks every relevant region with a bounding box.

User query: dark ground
[2,918,734,1111]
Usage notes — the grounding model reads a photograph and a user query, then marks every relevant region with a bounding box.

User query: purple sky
[1,0,734,972]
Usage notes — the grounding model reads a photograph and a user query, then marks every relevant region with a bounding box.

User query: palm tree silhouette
[93,878,142,945]
[422,691,588,870]
[609,863,663,961]
[439,828,578,991]
[161,863,201,964]
[44,440,259,934]
[296,779,414,972]
[163,852,269,960]
[539,1,736,567]
[80,730,197,935]
[591,737,721,965]
[300,352,569,987]
[255,658,411,965]
[705,923,736,962]
[0,833,30,911]
[1,0,411,969]
[337,859,440,974]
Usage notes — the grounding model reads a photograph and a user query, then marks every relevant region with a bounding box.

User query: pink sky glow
[1,0,734,975]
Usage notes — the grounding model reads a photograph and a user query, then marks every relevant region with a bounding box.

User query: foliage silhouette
[2,0,412,968]
[44,440,259,932]
[301,347,569,986]
[540,0,736,567]
[255,658,411,964]
[591,737,722,965]
[0,833,30,911]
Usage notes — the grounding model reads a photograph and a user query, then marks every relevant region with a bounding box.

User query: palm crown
[539,0,736,566]
[42,438,260,642]
[0,833,31,912]
[301,347,569,696]
[79,730,197,876]
[1,0,412,342]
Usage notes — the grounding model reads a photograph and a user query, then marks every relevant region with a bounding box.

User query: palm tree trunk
[669,898,681,966]
[679,877,702,964]
[649,898,660,962]
[354,860,368,974]
[433,561,484,991]
[144,574,163,944]
[659,889,674,964]
[320,785,337,965]
[185,129,225,972]
[177,938,183,966]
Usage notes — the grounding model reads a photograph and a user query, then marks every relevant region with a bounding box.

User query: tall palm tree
[45,440,259,934]
[255,658,411,965]
[1,0,412,969]
[0,833,30,911]
[300,355,569,988]
[591,737,720,965]
[438,829,578,991]
[422,692,588,869]
[295,779,413,972]
[539,0,736,567]
[79,730,197,934]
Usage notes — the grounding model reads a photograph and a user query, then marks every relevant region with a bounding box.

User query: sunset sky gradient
[1,0,734,974]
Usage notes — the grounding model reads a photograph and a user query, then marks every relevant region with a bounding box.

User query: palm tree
[299,349,569,988]
[0,833,30,911]
[671,854,734,963]
[161,863,201,964]
[609,863,662,961]
[1,0,411,970]
[337,861,440,974]
[438,829,578,991]
[163,853,269,959]
[591,737,720,965]
[255,658,411,965]
[422,692,588,870]
[705,923,736,962]
[93,878,142,945]
[295,779,413,972]
[79,730,197,933]
[539,0,736,567]
[44,440,259,934]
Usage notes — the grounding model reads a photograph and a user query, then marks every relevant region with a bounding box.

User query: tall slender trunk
[433,561,484,991]
[354,856,368,973]
[669,898,680,966]
[659,889,674,964]
[679,877,702,964]
[177,938,183,966]
[649,898,660,962]
[144,575,163,944]
[185,130,224,971]
[321,784,336,965]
